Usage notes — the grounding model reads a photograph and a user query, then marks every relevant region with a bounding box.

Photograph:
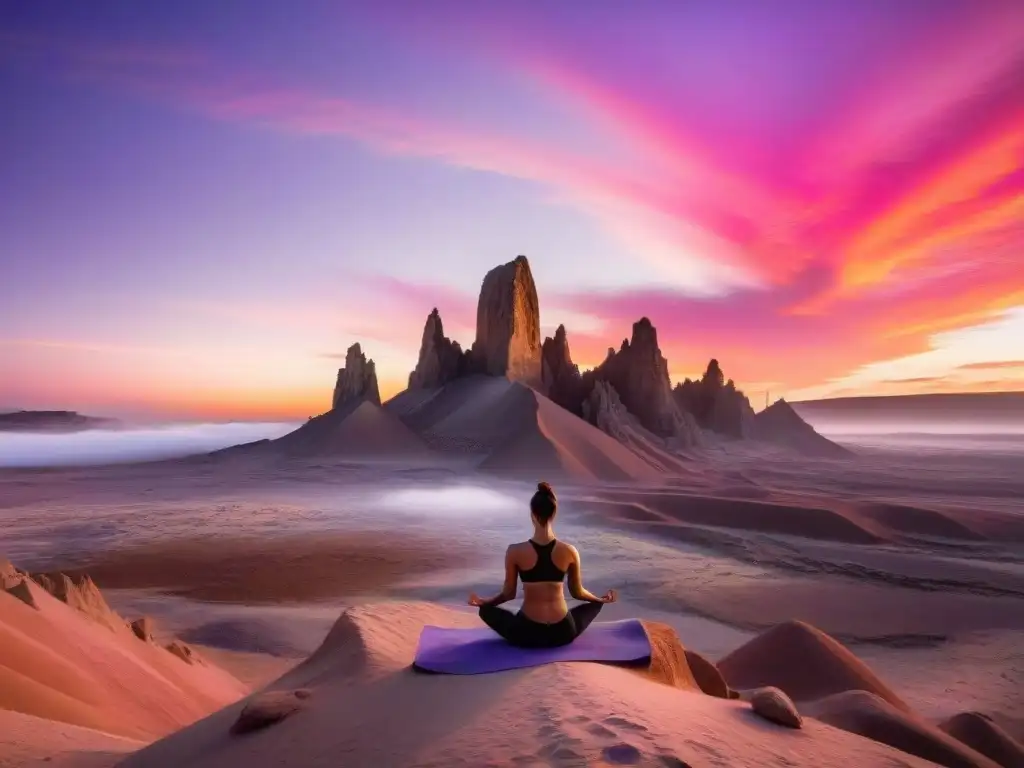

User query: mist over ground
[2,408,1024,469]
[0,421,298,468]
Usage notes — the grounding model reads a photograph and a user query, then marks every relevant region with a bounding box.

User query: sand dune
[585,493,887,544]
[810,691,1001,768]
[939,712,1024,768]
[754,400,851,457]
[717,620,910,711]
[481,385,671,480]
[585,484,1024,548]
[0,573,246,743]
[269,400,430,458]
[119,602,940,768]
[388,376,676,480]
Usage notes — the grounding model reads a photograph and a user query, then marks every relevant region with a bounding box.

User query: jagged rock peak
[471,255,542,385]
[408,308,466,390]
[541,324,585,412]
[703,358,725,389]
[542,324,574,378]
[332,343,381,410]
[631,317,659,348]
[591,316,698,443]
[674,358,755,438]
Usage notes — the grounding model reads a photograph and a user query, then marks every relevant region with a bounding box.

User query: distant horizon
[3,2,1023,420]
[5,386,1024,425]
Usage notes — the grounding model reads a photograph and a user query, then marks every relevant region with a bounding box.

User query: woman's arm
[567,545,614,603]
[475,546,519,607]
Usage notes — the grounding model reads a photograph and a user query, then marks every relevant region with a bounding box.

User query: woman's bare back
[512,539,575,624]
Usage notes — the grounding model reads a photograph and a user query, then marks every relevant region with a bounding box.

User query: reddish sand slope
[120,602,939,768]
[811,691,1002,768]
[0,709,141,767]
[717,620,910,710]
[0,577,246,743]
[481,385,670,480]
[939,712,1024,768]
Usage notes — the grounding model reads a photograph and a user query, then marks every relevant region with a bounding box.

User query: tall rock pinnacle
[332,343,381,410]
[471,255,542,385]
[408,308,466,389]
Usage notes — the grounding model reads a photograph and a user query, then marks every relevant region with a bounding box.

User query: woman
[468,481,617,648]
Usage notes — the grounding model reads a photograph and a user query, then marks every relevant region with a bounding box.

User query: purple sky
[2,1,1023,419]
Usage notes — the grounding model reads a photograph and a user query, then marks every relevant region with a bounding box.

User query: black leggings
[478,602,603,649]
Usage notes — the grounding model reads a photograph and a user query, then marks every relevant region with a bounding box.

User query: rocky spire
[541,324,586,411]
[408,308,466,389]
[591,317,688,438]
[470,255,542,385]
[673,358,755,438]
[332,343,380,410]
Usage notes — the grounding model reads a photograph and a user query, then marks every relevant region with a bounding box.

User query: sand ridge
[717,620,911,710]
[119,602,947,768]
[388,376,679,480]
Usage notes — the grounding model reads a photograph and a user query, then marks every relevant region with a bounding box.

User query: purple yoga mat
[412,619,651,674]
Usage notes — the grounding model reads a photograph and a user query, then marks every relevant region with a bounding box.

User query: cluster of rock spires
[327,253,844,457]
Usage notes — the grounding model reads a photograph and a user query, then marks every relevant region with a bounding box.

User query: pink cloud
[12,18,1024,401]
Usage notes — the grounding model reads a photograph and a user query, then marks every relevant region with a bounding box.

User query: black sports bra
[519,539,567,583]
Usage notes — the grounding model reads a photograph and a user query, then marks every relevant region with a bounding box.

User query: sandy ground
[1,429,1023,766]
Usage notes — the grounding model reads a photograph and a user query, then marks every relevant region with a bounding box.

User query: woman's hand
[600,589,618,604]
[467,592,486,607]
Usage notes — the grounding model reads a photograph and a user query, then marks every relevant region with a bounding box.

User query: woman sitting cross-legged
[468,481,617,649]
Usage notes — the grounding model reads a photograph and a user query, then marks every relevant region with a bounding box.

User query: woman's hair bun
[537,481,555,496]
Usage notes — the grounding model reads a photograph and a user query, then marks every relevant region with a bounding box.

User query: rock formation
[674,359,756,438]
[581,380,633,442]
[470,255,542,385]
[29,571,124,629]
[541,325,586,412]
[408,308,467,390]
[1,558,20,590]
[590,318,700,445]
[332,343,381,410]
[131,616,156,642]
[166,640,200,665]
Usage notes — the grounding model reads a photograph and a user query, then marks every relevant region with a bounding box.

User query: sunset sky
[2,1,1023,421]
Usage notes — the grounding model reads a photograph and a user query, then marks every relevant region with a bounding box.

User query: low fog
[0,422,298,468]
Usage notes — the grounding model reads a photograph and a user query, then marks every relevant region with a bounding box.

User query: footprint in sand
[537,723,562,739]
[585,722,618,738]
[601,742,643,765]
[538,741,585,762]
[656,756,693,767]
[602,716,649,733]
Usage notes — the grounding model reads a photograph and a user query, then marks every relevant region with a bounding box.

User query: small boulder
[4,578,38,609]
[230,689,312,735]
[750,686,802,728]
[130,616,156,642]
[684,649,735,700]
[165,641,198,664]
